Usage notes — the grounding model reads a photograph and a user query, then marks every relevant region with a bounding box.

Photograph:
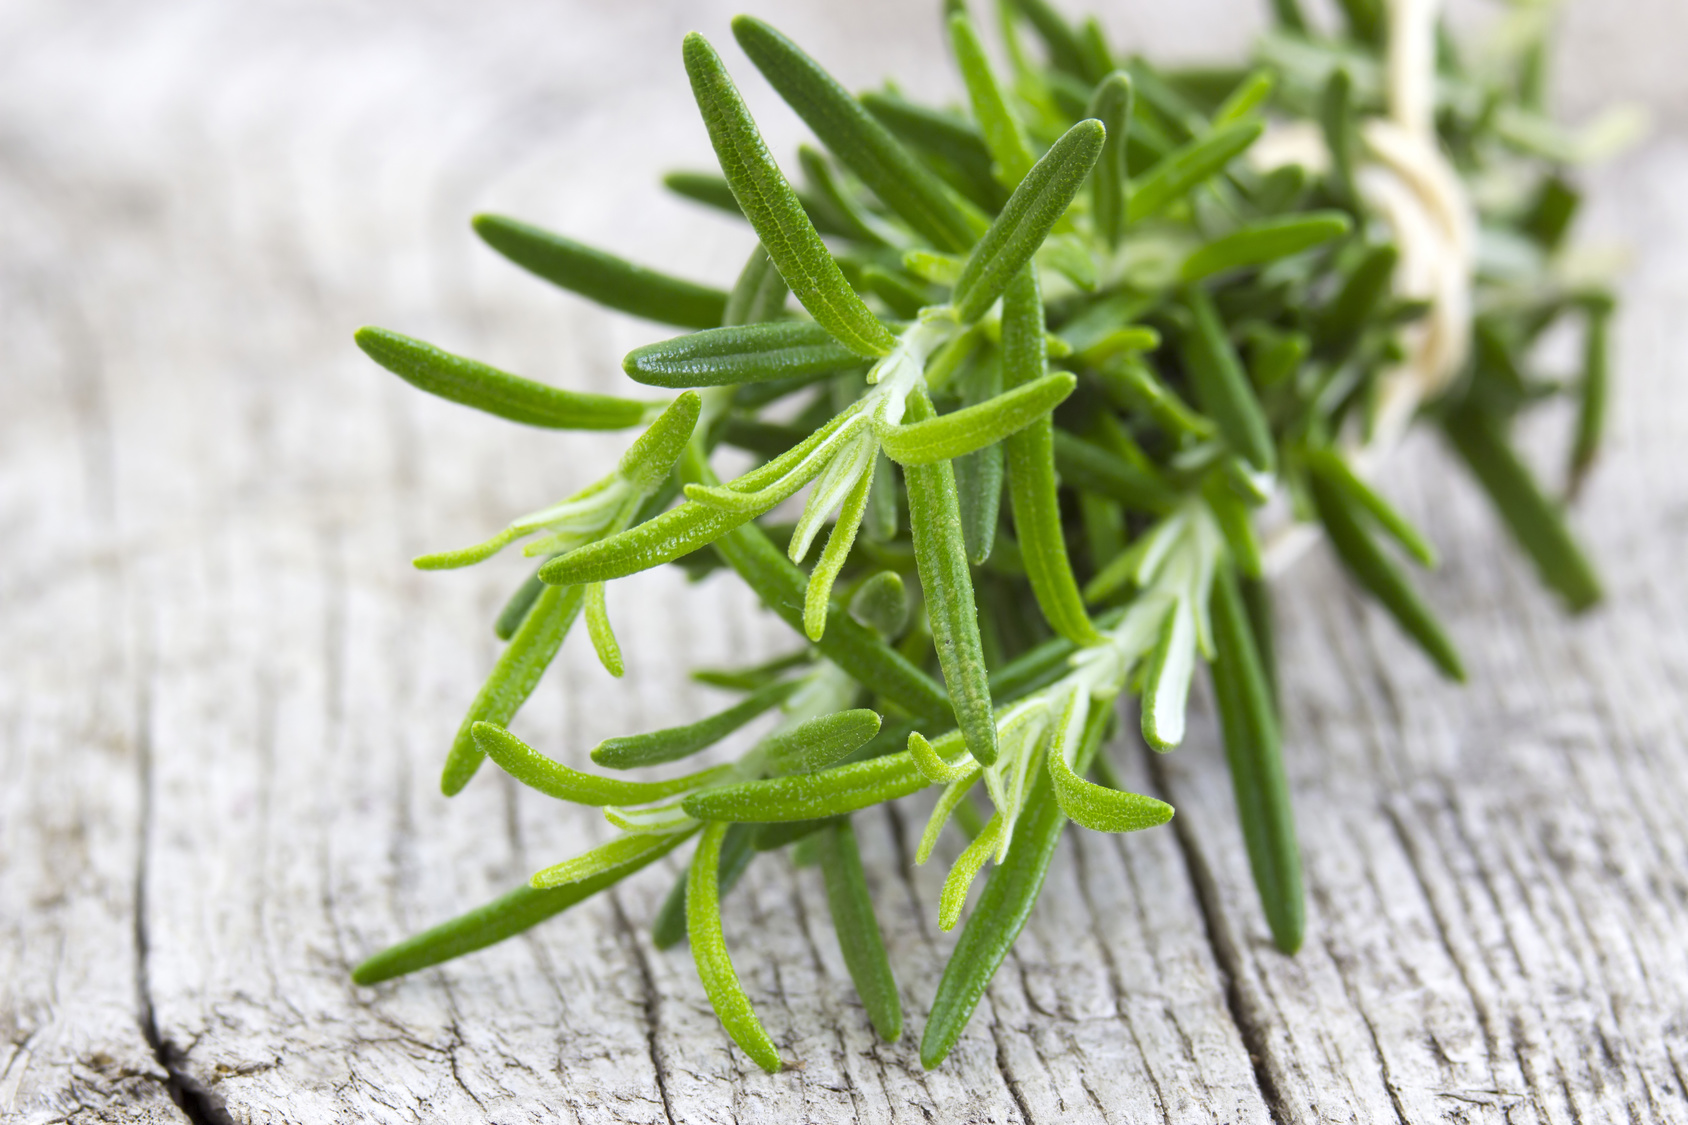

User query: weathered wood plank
[5,0,1688,1122]
[0,123,188,1124]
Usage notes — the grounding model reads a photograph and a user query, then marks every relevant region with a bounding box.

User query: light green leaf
[879,372,1075,465]
[952,119,1106,323]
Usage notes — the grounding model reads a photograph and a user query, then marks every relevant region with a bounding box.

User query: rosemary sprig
[349,0,1623,1074]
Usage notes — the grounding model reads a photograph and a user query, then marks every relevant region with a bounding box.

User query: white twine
[1259,0,1476,576]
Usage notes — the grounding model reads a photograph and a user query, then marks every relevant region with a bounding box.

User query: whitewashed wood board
[3,1,1687,1121]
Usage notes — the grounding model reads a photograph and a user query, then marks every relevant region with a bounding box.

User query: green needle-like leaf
[352,829,692,985]
[1008,0,1096,81]
[921,755,1074,1069]
[494,569,546,641]
[532,828,703,890]
[543,408,860,585]
[473,723,733,806]
[682,751,928,823]
[937,813,1003,930]
[904,387,1000,766]
[1047,695,1174,832]
[1180,211,1352,282]
[688,821,784,1073]
[624,321,869,388]
[1444,403,1601,612]
[683,32,897,358]
[1303,448,1437,567]
[1051,430,1179,513]
[952,119,1106,324]
[849,571,911,639]
[761,709,884,776]
[584,582,624,677]
[1314,244,1398,363]
[804,454,877,641]
[1001,268,1103,646]
[472,214,728,329]
[356,327,653,430]
[651,822,759,950]
[1214,69,1276,125]
[732,16,979,253]
[1087,71,1132,249]
[441,583,586,796]
[1309,470,1466,679]
[949,13,1036,188]
[1570,296,1613,492]
[880,372,1076,465]
[1181,285,1276,473]
[1126,120,1263,223]
[593,680,801,769]
[1210,564,1303,954]
[1140,601,1197,750]
[816,819,904,1041]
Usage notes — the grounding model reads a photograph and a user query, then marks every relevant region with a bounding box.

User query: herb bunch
[349,0,1617,1072]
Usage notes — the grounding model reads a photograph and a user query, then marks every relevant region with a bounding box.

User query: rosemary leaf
[688,821,783,1073]
[904,387,1000,766]
[1001,267,1103,646]
[816,819,904,1041]
[880,372,1076,465]
[474,723,733,806]
[1087,71,1132,248]
[356,327,653,430]
[1210,564,1303,954]
[1309,469,1466,679]
[472,214,728,329]
[441,583,586,796]
[351,829,692,985]
[683,32,897,358]
[949,12,1036,188]
[682,751,928,823]
[732,16,981,253]
[952,119,1106,324]
[1180,211,1352,282]
[1126,119,1262,222]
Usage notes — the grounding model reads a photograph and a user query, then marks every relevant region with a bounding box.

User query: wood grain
[3,1,1686,1121]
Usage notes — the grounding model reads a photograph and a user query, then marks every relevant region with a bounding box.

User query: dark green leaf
[352,829,692,984]
[1001,268,1103,646]
[760,709,883,776]
[1309,470,1466,679]
[594,679,802,769]
[1210,564,1302,953]
[1444,403,1601,612]
[472,214,728,329]
[1087,71,1133,248]
[732,16,980,252]
[817,819,904,1041]
[624,321,867,388]
[683,32,897,358]
[1181,284,1276,472]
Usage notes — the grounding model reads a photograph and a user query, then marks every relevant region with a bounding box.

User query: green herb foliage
[351,0,1615,1074]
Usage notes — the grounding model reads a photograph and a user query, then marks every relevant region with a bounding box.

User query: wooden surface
[4,1,1687,1122]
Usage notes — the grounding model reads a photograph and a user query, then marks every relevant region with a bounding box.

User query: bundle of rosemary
[349,0,1615,1072]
